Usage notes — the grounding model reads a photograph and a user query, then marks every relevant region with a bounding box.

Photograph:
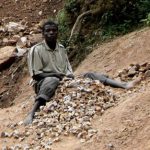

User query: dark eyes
[45,29,57,32]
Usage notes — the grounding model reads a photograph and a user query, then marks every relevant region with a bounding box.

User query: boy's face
[43,24,58,42]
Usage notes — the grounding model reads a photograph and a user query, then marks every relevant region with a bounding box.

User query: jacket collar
[43,40,59,51]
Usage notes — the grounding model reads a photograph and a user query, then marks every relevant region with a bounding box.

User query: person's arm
[33,72,65,81]
[66,74,74,79]
[65,51,74,79]
[28,46,44,78]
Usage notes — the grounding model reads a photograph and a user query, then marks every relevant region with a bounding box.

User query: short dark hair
[42,20,58,33]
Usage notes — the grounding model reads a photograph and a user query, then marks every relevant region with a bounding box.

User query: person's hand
[66,74,75,79]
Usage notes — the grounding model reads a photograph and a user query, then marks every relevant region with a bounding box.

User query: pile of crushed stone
[1,77,117,149]
[116,62,150,81]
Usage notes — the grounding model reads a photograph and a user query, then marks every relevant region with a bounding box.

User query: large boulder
[5,22,26,33]
[0,46,16,71]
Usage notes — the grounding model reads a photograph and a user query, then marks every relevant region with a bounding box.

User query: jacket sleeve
[28,46,43,77]
[65,52,74,76]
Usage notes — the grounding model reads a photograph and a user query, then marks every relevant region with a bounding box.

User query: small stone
[145,70,150,77]
[2,146,8,150]
[1,132,6,138]
[1,132,9,138]
[34,146,41,150]
[40,106,45,110]
[12,130,20,139]
[23,144,30,150]
[39,11,42,16]
[25,132,30,136]
[46,139,53,145]
[44,145,51,150]
[128,67,137,76]
[107,143,114,150]
[64,95,71,102]
[77,131,87,139]
[18,121,23,126]
[3,38,9,44]
[14,144,22,149]
[95,106,101,111]
[19,137,25,142]
[80,139,86,143]
[53,137,61,143]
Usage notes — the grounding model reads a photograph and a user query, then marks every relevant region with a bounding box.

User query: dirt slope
[80,91,150,150]
[0,0,64,25]
[1,27,150,150]
[75,27,150,77]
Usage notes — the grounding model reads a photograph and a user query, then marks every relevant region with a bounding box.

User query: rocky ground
[0,0,63,26]
[1,0,150,150]
[1,26,150,149]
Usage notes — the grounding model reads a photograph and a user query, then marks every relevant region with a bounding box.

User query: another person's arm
[65,53,74,79]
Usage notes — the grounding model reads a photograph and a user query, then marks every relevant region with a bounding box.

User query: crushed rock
[116,62,150,81]
[1,77,117,149]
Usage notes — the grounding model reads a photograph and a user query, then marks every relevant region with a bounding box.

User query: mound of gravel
[1,77,117,149]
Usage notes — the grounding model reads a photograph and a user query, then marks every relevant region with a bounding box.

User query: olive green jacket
[28,40,73,78]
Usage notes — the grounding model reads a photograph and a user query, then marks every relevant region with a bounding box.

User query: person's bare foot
[125,76,142,89]
[24,114,33,125]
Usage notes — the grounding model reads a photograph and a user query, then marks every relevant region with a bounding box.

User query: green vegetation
[57,10,70,46]
[141,13,150,26]
[57,0,150,68]
[101,0,150,37]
